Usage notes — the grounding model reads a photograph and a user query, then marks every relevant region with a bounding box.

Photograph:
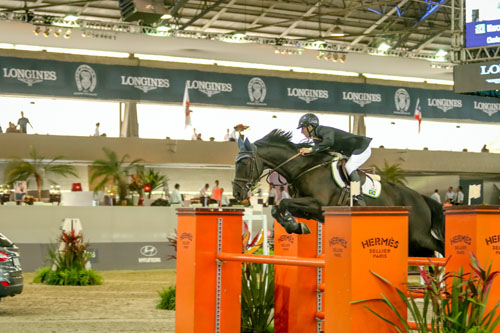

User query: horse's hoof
[298,223,311,234]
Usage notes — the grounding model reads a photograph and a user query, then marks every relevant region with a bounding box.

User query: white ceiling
[0,20,453,81]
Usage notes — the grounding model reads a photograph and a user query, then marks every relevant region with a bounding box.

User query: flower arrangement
[23,195,35,205]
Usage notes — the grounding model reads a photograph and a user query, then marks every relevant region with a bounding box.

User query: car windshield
[0,234,14,247]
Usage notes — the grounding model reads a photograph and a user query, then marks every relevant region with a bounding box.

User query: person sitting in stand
[297,113,372,206]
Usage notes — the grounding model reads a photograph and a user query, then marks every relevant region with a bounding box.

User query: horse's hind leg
[410,236,444,257]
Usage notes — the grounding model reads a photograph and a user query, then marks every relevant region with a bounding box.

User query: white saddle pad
[331,161,382,198]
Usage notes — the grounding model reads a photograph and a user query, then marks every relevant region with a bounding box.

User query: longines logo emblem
[74,64,97,96]
[474,101,500,116]
[121,75,170,93]
[394,88,410,115]
[287,88,328,103]
[247,77,267,106]
[342,91,382,107]
[2,67,57,86]
[187,80,232,97]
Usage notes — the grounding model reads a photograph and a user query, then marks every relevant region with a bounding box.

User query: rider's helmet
[297,113,319,129]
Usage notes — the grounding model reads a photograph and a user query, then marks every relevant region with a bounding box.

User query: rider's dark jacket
[311,125,372,156]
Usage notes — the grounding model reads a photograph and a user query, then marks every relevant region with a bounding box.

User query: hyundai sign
[465,1,500,48]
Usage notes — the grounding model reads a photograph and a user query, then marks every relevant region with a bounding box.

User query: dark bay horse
[232,130,444,257]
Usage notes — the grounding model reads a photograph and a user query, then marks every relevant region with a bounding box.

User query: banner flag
[414,98,422,133]
[183,82,192,128]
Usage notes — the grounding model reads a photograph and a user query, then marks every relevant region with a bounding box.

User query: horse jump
[175,206,410,333]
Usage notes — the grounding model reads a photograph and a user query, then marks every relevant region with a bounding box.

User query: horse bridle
[233,149,302,194]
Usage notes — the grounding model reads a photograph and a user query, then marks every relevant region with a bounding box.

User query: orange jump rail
[216,253,325,268]
[408,257,446,266]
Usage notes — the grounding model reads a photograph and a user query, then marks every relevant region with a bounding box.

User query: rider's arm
[311,126,335,153]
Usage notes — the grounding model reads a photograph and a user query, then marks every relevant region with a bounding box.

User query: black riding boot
[349,171,367,206]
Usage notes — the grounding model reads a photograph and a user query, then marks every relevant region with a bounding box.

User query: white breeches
[346,147,372,175]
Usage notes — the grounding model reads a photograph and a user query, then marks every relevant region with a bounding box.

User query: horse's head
[232,137,264,201]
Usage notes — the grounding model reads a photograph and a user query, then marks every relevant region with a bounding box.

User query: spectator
[197,133,203,141]
[6,122,18,133]
[191,128,198,140]
[0,125,3,133]
[200,183,210,206]
[220,188,230,206]
[267,184,277,206]
[277,185,290,204]
[481,144,489,153]
[94,122,100,136]
[430,189,441,204]
[455,186,464,205]
[444,186,456,205]
[170,183,183,206]
[17,111,32,134]
[211,180,220,198]
[224,128,231,141]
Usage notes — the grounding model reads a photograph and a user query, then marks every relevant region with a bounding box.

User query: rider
[297,113,372,206]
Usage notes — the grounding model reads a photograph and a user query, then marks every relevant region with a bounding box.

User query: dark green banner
[1,55,499,123]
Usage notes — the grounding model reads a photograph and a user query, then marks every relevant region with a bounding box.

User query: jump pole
[274,218,324,333]
[322,206,409,332]
[444,205,500,332]
[175,208,244,333]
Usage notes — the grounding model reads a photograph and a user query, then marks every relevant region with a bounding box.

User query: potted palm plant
[89,148,143,205]
[4,146,78,201]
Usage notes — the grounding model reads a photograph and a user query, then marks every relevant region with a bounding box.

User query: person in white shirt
[277,186,290,204]
[191,128,198,140]
[223,129,231,142]
[200,183,209,206]
[444,186,456,204]
[267,184,277,206]
[170,183,183,206]
[455,186,464,205]
[430,189,441,204]
[93,122,100,136]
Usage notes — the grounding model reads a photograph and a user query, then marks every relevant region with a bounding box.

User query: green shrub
[241,263,274,332]
[156,286,176,310]
[354,254,500,332]
[33,230,102,286]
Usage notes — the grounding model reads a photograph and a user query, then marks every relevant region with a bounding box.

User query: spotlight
[323,54,329,61]
[64,29,71,39]
[81,31,87,38]
[331,26,344,37]
[53,28,62,37]
[378,42,390,52]
[339,54,346,63]
[316,52,323,60]
[42,28,50,37]
[33,26,41,36]
[331,54,338,62]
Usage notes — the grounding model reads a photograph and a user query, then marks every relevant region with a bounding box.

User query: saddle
[331,158,382,200]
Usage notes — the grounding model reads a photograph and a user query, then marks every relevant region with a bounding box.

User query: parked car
[0,233,23,300]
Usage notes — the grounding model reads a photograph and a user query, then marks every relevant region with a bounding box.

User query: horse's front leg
[271,197,323,235]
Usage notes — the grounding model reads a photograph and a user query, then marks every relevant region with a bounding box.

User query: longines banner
[1,55,500,123]
[454,59,500,94]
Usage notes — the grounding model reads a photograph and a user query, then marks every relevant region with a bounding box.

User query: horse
[232,130,445,257]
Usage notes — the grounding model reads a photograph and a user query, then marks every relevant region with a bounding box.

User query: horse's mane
[255,129,310,149]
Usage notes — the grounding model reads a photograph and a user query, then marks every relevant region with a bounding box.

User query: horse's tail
[421,194,445,242]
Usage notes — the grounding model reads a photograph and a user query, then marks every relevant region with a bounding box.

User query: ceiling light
[160,13,172,20]
[377,42,390,52]
[339,54,346,63]
[233,32,247,38]
[330,26,344,37]
[53,28,62,37]
[156,25,171,32]
[331,54,338,62]
[436,49,448,57]
[33,26,41,36]
[316,52,323,60]
[64,29,71,39]
[64,14,78,22]
[42,28,50,37]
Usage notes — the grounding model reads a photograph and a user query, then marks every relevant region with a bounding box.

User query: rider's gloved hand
[299,147,313,155]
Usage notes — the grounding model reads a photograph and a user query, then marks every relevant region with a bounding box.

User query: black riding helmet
[297,113,319,129]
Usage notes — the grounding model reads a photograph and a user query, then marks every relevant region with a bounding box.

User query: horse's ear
[237,137,244,150]
[243,138,253,151]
